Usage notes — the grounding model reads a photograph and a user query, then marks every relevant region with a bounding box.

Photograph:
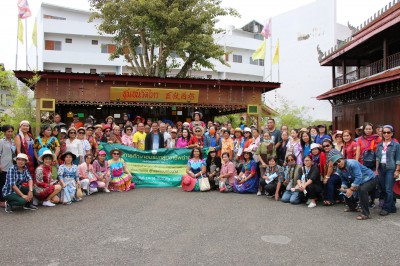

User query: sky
[0,0,391,70]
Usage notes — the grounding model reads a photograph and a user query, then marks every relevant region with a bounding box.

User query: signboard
[110,87,199,103]
[101,143,208,188]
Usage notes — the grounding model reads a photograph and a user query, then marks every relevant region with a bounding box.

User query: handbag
[199,175,210,191]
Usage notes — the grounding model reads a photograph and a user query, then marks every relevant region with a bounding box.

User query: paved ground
[1,188,399,266]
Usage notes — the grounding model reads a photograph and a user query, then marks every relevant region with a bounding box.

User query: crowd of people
[0,111,399,220]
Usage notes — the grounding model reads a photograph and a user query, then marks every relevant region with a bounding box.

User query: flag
[272,40,280,65]
[17,0,32,19]
[261,19,271,40]
[252,39,266,60]
[32,18,37,47]
[18,18,24,44]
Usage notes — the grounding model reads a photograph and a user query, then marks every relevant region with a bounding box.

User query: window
[65,38,72,43]
[90,69,97,74]
[92,40,98,45]
[254,34,264,40]
[43,14,66,20]
[45,40,62,51]
[259,59,265,66]
[250,58,258,65]
[65,67,72,73]
[233,54,242,63]
[207,75,212,79]
[101,44,116,53]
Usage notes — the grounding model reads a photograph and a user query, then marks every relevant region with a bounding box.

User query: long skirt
[109,173,132,192]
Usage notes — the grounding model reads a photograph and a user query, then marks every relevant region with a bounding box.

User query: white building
[29,3,265,81]
[263,0,352,120]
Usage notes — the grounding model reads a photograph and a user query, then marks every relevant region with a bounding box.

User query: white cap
[310,143,320,150]
[244,127,251,133]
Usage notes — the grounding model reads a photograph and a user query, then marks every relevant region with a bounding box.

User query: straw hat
[14,153,29,162]
[39,150,57,162]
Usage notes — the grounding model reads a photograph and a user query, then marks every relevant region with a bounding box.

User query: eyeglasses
[288,159,295,162]
[112,153,120,155]
[69,132,76,135]
[323,145,330,148]
[383,131,392,134]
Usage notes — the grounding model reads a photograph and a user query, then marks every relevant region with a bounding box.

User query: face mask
[209,129,216,135]
[311,134,317,139]
[263,139,271,143]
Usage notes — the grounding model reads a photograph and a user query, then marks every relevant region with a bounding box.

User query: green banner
[101,143,204,188]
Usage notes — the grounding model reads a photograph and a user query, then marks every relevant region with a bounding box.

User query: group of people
[1,111,399,220]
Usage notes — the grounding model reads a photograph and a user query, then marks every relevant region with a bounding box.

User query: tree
[89,0,238,77]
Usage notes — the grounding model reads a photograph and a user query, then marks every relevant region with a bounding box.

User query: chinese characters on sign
[110,87,199,103]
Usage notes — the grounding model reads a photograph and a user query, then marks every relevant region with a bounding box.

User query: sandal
[323,201,334,206]
[356,214,370,220]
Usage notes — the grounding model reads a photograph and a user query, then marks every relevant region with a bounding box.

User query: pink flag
[17,0,32,19]
[261,19,271,39]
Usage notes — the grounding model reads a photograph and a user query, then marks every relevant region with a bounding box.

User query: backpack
[38,136,55,158]
[361,138,375,168]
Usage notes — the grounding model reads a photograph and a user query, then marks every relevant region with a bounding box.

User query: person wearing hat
[187,126,205,149]
[0,125,16,208]
[2,153,37,213]
[233,147,259,194]
[14,120,36,182]
[101,124,112,143]
[92,150,110,192]
[133,116,145,126]
[314,124,331,145]
[33,124,60,163]
[65,128,83,165]
[58,151,81,204]
[375,125,400,216]
[73,114,84,129]
[107,148,133,192]
[232,128,244,171]
[166,128,178,148]
[76,127,91,158]
[242,127,253,151]
[332,154,377,220]
[220,129,234,159]
[204,126,221,153]
[332,130,344,154]
[105,116,116,130]
[33,150,61,207]
[189,111,205,133]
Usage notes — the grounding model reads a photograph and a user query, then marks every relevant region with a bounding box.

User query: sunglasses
[287,159,295,162]
[333,159,343,167]
[105,130,111,132]
[112,152,120,155]
[383,131,392,134]
[323,144,331,148]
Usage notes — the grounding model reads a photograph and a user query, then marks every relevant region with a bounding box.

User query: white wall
[264,0,351,120]
[43,63,120,74]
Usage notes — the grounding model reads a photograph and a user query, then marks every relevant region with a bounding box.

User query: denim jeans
[281,190,300,204]
[324,174,341,202]
[344,179,377,216]
[379,165,397,213]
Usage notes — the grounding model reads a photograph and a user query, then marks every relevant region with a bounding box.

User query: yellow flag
[32,18,37,47]
[272,40,280,65]
[251,39,266,60]
[18,18,24,44]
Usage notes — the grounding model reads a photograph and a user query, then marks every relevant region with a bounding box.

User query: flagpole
[25,19,28,70]
[35,17,38,70]
[270,21,273,82]
[15,17,19,70]
[278,39,280,82]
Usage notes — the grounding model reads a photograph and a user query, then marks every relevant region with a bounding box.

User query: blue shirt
[314,134,331,145]
[152,134,160,150]
[2,165,32,197]
[337,159,376,188]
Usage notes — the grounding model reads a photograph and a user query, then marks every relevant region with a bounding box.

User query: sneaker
[369,202,376,209]
[23,204,38,211]
[5,202,12,213]
[257,191,261,196]
[32,197,39,206]
[308,202,317,208]
[104,188,110,193]
[42,200,56,207]
[306,199,311,205]
[379,210,389,216]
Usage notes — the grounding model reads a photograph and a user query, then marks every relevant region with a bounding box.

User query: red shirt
[188,136,204,147]
[343,141,357,159]
[356,135,382,163]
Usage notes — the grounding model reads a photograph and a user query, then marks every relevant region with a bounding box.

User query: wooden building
[317,1,400,134]
[14,71,280,127]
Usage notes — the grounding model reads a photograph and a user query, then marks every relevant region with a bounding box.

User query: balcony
[334,51,400,87]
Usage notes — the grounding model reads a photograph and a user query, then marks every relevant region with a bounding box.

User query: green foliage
[214,114,242,128]
[270,96,313,130]
[0,69,39,135]
[89,0,239,77]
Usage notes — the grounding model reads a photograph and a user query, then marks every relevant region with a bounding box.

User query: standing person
[160,123,171,147]
[94,125,103,146]
[3,153,37,213]
[204,126,221,152]
[33,125,60,162]
[77,127,91,157]
[309,126,318,142]
[276,131,289,166]
[121,125,135,147]
[166,128,178,148]
[181,147,206,192]
[112,125,123,144]
[297,155,323,208]
[220,130,234,159]
[51,113,65,128]
[176,129,191,148]
[105,116,116,129]
[249,128,261,154]
[65,128,83,165]
[375,125,400,216]
[86,126,98,157]
[310,143,326,180]
[92,150,110,192]
[322,139,341,206]
[356,122,382,169]
[314,124,331,145]
[101,125,112,143]
[332,155,378,220]
[33,151,61,207]
[108,148,133,192]
[133,123,146,150]
[0,125,16,208]
[232,128,244,173]
[256,131,275,178]
[144,124,151,135]
[189,111,206,133]
[15,120,36,181]
[58,151,81,204]
[206,148,221,190]
[285,129,303,165]
[218,152,236,192]
[300,131,312,159]
[72,114,84,129]
[264,118,281,145]
[343,130,357,159]
[145,122,165,150]
[187,126,205,149]
[242,127,252,149]
[233,147,259,194]
[333,130,344,155]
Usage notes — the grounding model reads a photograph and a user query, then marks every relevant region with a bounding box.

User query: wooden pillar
[332,64,336,88]
[342,60,346,85]
[383,38,388,70]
